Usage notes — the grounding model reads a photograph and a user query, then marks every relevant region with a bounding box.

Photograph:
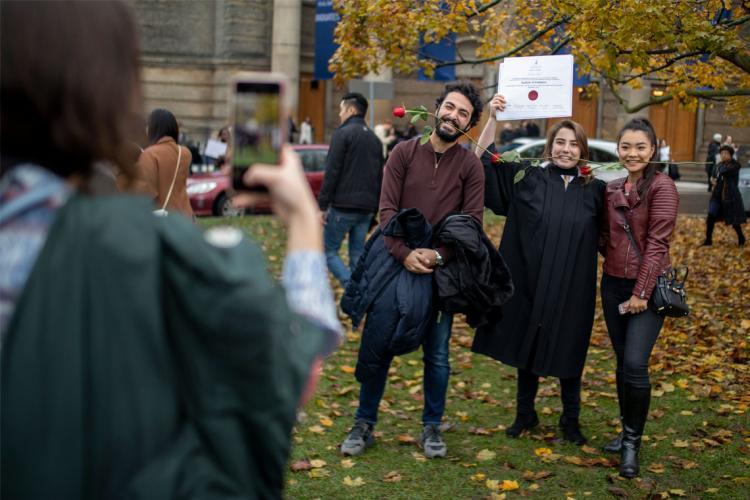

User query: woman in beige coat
[134,108,194,216]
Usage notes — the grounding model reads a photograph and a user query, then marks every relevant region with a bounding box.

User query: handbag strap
[615,207,643,261]
[160,144,183,211]
[616,207,689,285]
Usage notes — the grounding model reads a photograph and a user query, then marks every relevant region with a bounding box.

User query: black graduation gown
[472,148,605,379]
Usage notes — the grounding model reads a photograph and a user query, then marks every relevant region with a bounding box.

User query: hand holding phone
[618,301,630,315]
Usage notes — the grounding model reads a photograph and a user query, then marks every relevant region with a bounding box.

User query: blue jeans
[355,311,454,426]
[323,208,372,286]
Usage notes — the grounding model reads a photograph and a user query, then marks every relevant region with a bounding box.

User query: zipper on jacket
[624,240,630,276]
[640,264,654,298]
[431,152,441,186]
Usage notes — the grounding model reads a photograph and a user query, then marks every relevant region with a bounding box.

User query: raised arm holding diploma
[496,55,574,121]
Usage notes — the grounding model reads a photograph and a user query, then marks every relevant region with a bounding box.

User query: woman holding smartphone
[0,2,340,498]
[600,118,679,478]
[472,94,606,446]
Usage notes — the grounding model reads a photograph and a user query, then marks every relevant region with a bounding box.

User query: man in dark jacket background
[318,93,384,286]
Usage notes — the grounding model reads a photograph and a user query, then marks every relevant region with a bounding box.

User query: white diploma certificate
[204,138,228,159]
[496,55,574,121]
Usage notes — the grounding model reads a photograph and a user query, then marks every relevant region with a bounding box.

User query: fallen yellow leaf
[477,449,497,461]
[500,480,520,491]
[342,476,364,487]
[319,416,333,427]
[383,470,402,483]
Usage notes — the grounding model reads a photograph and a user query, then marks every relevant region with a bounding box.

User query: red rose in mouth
[579,166,592,176]
[528,90,539,101]
[392,106,406,118]
[491,153,502,165]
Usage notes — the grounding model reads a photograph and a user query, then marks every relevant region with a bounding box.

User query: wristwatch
[434,249,445,267]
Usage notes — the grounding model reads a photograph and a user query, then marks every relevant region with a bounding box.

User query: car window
[520,145,544,159]
[590,146,618,163]
[297,149,327,172]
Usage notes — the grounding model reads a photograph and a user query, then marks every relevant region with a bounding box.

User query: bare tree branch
[434,16,571,68]
[467,0,504,18]
[608,83,750,114]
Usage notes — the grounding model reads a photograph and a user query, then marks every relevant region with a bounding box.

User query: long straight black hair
[617,118,659,197]
[147,108,179,145]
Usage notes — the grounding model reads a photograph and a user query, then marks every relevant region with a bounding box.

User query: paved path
[675,181,710,215]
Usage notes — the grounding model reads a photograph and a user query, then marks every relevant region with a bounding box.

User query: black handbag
[616,208,689,317]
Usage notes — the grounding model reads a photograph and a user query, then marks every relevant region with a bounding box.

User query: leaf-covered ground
[200,214,750,499]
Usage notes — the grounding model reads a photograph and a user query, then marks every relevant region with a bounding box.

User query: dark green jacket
[2,194,328,499]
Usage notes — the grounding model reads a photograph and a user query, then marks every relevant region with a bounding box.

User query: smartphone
[230,72,287,192]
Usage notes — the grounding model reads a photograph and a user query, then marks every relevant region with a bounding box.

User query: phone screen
[232,81,282,191]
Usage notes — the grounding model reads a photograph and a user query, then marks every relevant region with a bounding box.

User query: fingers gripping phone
[230,72,288,192]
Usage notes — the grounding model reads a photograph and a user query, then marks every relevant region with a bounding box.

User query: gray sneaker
[340,420,375,456]
[419,424,447,458]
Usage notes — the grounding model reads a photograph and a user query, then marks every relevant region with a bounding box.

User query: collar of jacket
[607,177,642,208]
[156,136,177,146]
[420,137,462,158]
[341,115,367,128]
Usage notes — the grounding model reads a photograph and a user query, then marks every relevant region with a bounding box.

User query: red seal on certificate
[528,90,539,101]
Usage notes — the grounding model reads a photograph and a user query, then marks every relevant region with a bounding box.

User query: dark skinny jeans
[601,274,665,388]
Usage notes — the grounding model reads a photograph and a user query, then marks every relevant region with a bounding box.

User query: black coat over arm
[472,147,606,379]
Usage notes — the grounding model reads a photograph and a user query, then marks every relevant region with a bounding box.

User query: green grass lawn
[199,213,750,499]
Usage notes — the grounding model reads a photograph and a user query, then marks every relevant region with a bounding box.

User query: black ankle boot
[559,415,587,445]
[506,411,539,438]
[620,384,651,478]
[604,372,625,453]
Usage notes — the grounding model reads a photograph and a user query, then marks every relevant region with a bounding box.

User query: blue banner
[314,0,339,80]
[418,35,457,81]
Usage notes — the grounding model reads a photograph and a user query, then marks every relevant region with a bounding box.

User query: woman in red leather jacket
[600,118,679,478]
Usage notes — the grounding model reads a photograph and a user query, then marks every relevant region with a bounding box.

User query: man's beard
[434,116,464,142]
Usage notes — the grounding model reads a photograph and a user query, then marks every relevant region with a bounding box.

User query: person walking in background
[288,116,298,143]
[318,92,384,287]
[703,145,746,247]
[499,122,518,145]
[472,94,606,447]
[599,118,679,478]
[132,108,194,217]
[723,135,739,160]
[705,133,722,192]
[525,120,540,138]
[299,116,313,144]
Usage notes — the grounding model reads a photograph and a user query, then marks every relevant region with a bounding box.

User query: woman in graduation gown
[472,94,606,445]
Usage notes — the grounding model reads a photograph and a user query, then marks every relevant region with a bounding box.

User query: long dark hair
[617,118,659,197]
[147,108,179,145]
[0,0,141,179]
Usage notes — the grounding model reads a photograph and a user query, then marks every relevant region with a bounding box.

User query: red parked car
[188,144,328,216]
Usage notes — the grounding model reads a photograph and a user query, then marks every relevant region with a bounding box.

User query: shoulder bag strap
[160,144,183,211]
[615,206,643,261]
